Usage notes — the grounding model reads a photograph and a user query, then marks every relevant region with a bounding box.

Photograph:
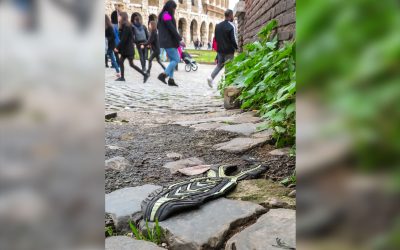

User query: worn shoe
[115,77,125,81]
[143,73,149,83]
[157,73,167,84]
[207,77,213,88]
[168,78,179,87]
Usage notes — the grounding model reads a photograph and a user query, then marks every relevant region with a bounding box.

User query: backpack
[132,25,147,43]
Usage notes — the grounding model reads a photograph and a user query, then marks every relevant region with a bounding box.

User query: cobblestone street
[105,61,224,114]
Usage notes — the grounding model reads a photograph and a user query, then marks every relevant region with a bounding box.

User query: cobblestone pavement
[105,61,224,114]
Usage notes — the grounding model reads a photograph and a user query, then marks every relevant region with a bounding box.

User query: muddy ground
[105,117,295,194]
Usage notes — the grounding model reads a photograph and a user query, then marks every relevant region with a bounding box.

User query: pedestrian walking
[105,14,121,77]
[157,0,185,87]
[144,20,165,74]
[114,12,149,83]
[131,14,149,72]
[207,9,238,88]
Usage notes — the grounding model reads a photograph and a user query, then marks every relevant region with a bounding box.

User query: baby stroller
[182,51,198,72]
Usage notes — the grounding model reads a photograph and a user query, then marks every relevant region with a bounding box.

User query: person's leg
[156,55,166,70]
[105,54,109,67]
[164,48,180,78]
[128,57,149,83]
[118,55,126,80]
[137,44,146,71]
[148,52,156,73]
[108,49,120,74]
[210,53,225,80]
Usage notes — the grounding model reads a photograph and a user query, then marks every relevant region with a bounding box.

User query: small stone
[288,190,296,198]
[105,112,117,120]
[161,243,167,247]
[178,165,211,176]
[213,137,268,153]
[106,145,122,150]
[288,184,296,188]
[166,152,183,160]
[119,132,134,141]
[163,157,204,174]
[263,198,288,208]
[224,86,241,110]
[269,147,291,156]
[105,156,129,171]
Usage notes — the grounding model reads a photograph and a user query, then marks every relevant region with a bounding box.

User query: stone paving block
[225,209,296,250]
[213,137,268,153]
[163,157,205,174]
[105,185,161,232]
[217,123,258,136]
[156,198,266,250]
[106,236,164,250]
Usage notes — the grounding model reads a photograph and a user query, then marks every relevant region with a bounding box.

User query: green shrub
[219,20,296,147]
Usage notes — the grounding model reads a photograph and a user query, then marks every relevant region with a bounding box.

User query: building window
[192,0,195,6]
[179,0,183,4]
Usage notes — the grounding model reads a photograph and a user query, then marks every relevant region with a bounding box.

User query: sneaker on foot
[207,77,213,88]
[143,73,149,83]
[115,77,125,81]
[168,78,178,87]
[157,73,167,84]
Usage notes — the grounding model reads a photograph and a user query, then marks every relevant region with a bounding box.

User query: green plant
[105,226,114,237]
[129,220,164,245]
[219,20,296,147]
[280,171,296,186]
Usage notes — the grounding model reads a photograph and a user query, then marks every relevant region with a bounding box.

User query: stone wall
[234,0,295,50]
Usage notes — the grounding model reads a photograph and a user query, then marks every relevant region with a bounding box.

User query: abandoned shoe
[157,73,167,84]
[168,78,178,87]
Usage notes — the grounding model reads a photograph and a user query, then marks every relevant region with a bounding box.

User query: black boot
[157,73,167,84]
[115,77,125,81]
[143,73,149,83]
[168,78,178,87]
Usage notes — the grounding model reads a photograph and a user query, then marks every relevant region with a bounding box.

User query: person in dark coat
[156,0,185,87]
[207,9,238,88]
[105,14,120,77]
[131,14,149,72]
[114,12,149,83]
[144,20,165,74]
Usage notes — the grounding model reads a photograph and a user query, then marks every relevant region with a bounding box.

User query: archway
[178,18,188,42]
[200,21,207,44]
[208,22,214,42]
[190,19,198,43]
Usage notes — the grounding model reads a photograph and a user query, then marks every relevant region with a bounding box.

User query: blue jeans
[107,48,120,73]
[164,48,180,78]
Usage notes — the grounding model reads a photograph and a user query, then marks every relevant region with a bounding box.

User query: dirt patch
[105,116,295,193]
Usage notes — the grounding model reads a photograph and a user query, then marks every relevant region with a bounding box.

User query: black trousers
[136,43,148,71]
[148,51,165,73]
[119,55,145,79]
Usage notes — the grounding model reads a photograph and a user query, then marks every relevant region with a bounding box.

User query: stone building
[105,0,228,45]
[234,0,295,50]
